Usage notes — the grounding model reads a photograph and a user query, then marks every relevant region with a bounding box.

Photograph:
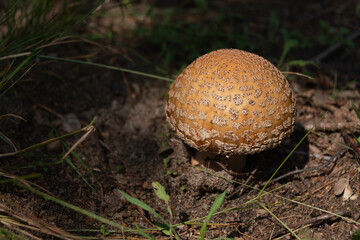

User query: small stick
[262,148,345,186]
[62,125,95,160]
[0,124,95,158]
[312,29,360,63]
[271,210,347,239]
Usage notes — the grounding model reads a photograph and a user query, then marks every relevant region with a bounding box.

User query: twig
[37,103,63,119]
[233,224,258,239]
[262,148,345,186]
[0,120,95,158]
[0,202,80,239]
[213,161,246,177]
[61,125,95,160]
[281,71,314,80]
[312,29,360,63]
[0,171,55,197]
[0,113,27,122]
[0,52,31,61]
[272,210,347,239]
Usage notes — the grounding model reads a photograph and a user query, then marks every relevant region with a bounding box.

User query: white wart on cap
[165,49,296,155]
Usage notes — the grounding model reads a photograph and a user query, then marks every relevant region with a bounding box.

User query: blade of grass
[0,54,35,98]
[1,1,103,56]
[199,191,226,240]
[311,131,353,150]
[135,225,156,240]
[118,189,182,239]
[59,124,97,191]
[37,55,175,82]
[63,154,95,192]
[256,200,300,240]
[277,38,299,68]
[65,145,97,190]
[0,227,28,240]
[152,182,172,216]
[117,189,169,226]
[17,182,132,232]
[0,173,40,184]
[0,131,18,152]
[257,111,327,198]
[0,0,19,25]
[0,118,96,158]
[278,194,360,226]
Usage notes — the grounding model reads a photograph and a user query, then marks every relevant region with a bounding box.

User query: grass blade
[257,200,300,240]
[0,54,35,99]
[136,224,156,240]
[257,111,327,198]
[37,54,175,82]
[0,120,95,158]
[12,181,130,232]
[64,154,95,191]
[199,191,226,240]
[0,173,40,184]
[117,189,169,226]
[152,182,170,204]
[152,181,172,216]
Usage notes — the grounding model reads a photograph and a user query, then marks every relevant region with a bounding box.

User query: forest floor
[1,1,360,239]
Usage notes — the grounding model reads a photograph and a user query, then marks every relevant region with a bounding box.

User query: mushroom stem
[195,151,246,173]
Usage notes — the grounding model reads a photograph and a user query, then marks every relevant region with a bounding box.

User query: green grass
[0,1,105,238]
[0,0,102,57]
[0,0,103,97]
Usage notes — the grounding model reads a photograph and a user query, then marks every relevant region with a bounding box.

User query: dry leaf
[343,178,353,201]
[333,177,347,196]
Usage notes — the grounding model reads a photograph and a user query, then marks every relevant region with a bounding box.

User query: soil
[1,1,360,239]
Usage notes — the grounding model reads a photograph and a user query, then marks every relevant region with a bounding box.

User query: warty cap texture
[165,49,296,155]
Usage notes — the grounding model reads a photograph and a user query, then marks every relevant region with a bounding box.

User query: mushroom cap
[165,49,296,155]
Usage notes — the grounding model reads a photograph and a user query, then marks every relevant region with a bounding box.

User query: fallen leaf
[343,179,353,201]
[334,177,347,196]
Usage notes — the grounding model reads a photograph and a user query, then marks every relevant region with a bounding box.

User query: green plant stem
[0,53,36,98]
[257,200,300,240]
[311,131,353,150]
[17,182,132,232]
[37,55,175,82]
[257,112,327,198]
[0,173,40,184]
[199,191,226,240]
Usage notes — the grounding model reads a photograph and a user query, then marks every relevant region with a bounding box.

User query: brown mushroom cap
[165,49,296,155]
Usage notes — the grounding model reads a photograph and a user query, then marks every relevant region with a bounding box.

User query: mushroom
[165,49,296,172]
